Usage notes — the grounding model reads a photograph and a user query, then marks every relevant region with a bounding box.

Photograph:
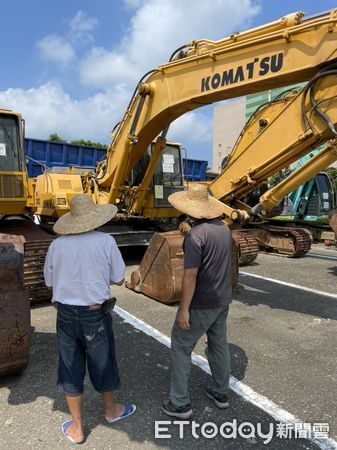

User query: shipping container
[182,158,208,182]
[25,138,107,177]
[25,138,208,181]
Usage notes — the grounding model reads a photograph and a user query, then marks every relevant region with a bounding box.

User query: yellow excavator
[3,8,337,375]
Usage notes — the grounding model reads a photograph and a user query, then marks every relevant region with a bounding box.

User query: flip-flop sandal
[105,403,137,424]
[61,420,83,444]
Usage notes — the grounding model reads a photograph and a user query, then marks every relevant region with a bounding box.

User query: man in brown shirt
[163,184,232,419]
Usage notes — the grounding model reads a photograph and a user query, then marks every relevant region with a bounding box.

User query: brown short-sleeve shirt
[183,219,232,309]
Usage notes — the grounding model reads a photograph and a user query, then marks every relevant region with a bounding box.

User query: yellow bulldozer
[3,8,337,375]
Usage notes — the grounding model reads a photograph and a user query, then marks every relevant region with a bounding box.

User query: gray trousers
[170,306,230,407]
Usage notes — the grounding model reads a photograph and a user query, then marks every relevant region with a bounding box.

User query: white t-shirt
[44,231,125,306]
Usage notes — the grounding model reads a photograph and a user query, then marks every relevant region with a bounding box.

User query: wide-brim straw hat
[53,194,118,235]
[168,184,224,219]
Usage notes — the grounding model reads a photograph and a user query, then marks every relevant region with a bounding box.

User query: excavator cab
[152,142,184,206]
[129,141,185,215]
[293,172,336,221]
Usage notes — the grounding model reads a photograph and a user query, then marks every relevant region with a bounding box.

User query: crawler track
[255,224,312,257]
[231,231,259,266]
[0,219,55,303]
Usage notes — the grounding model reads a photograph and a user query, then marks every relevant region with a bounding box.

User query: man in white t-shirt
[44,194,136,444]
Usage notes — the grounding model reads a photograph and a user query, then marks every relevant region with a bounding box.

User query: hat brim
[53,204,118,235]
[168,190,224,219]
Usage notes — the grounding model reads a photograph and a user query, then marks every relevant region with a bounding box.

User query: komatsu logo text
[201,53,284,92]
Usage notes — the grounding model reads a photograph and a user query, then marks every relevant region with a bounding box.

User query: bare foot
[65,421,85,444]
[105,402,126,421]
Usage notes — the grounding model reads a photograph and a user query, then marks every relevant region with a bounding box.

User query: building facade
[212,97,246,173]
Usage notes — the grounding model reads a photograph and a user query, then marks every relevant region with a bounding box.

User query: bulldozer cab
[0,110,27,215]
[0,111,31,376]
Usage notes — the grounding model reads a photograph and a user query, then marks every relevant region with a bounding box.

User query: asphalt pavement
[0,243,336,449]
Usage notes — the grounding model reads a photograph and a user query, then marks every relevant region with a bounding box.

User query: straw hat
[168,184,224,219]
[53,194,118,235]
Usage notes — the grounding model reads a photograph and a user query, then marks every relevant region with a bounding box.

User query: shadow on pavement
[0,313,322,449]
[236,276,337,320]
[327,266,337,277]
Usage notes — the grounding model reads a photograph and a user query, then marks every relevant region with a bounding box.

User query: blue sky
[0,0,336,165]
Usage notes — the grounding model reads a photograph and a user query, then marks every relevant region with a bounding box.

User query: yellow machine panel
[0,171,28,214]
[34,172,84,217]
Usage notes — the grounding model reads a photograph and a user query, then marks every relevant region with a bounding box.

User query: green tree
[269,167,291,187]
[70,139,107,149]
[325,167,337,191]
[48,134,107,149]
[49,133,66,143]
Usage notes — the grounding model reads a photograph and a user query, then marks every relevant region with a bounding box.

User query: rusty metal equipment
[0,234,30,376]
[232,231,259,266]
[329,210,337,246]
[127,230,239,303]
[247,224,312,257]
[126,231,184,303]
[0,219,55,304]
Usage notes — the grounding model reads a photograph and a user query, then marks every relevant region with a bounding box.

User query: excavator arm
[91,9,337,220]
[209,71,337,219]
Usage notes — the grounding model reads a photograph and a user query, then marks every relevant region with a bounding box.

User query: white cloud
[80,47,135,86]
[7,0,261,163]
[170,110,213,148]
[68,10,98,44]
[123,0,143,10]
[0,81,212,162]
[0,82,129,143]
[173,112,213,162]
[37,35,75,66]
[80,0,260,87]
[36,11,98,66]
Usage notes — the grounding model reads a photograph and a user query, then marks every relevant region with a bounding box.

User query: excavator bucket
[126,230,239,304]
[127,231,184,304]
[0,234,30,376]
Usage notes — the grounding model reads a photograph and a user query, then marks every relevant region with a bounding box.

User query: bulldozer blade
[0,234,30,376]
[127,230,239,304]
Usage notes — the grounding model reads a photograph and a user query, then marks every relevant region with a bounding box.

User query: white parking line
[114,305,337,450]
[308,253,337,261]
[240,272,337,299]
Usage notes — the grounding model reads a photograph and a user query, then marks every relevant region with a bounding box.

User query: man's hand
[176,267,197,330]
[176,308,190,330]
[179,220,191,236]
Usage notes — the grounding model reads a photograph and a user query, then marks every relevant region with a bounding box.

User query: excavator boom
[93,9,337,213]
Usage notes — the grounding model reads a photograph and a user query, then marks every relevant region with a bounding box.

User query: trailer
[25,138,208,182]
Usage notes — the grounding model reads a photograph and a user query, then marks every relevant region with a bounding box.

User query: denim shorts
[56,303,121,396]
